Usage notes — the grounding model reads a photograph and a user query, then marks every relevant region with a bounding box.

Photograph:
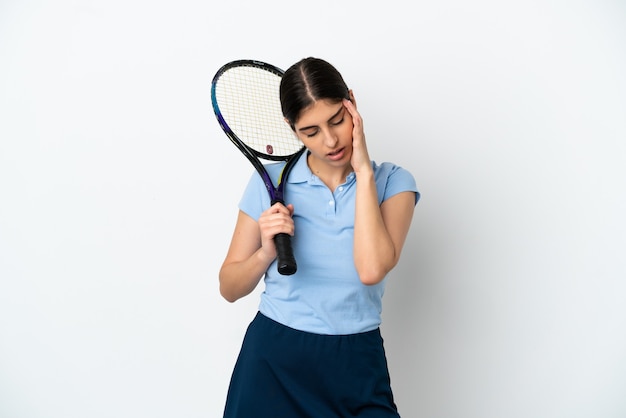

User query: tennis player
[220,57,420,417]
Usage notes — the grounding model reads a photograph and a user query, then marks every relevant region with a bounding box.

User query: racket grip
[274,232,297,275]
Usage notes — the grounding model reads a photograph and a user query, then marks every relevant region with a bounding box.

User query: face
[292,99,354,170]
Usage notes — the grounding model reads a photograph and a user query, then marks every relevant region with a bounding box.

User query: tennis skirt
[223,312,400,418]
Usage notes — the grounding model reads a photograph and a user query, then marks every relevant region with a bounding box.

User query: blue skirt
[223,312,400,417]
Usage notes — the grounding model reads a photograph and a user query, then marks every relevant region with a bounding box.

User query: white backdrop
[1,1,625,417]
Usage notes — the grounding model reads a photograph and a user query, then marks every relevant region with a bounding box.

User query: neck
[307,153,353,191]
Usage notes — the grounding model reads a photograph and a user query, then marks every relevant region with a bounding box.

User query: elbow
[357,265,391,286]
[356,257,399,286]
[219,269,242,303]
[359,275,384,286]
[219,261,261,302]
[219,284,241,303]
[220,290,238,303]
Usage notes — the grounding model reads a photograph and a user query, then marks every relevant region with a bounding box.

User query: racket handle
[274,232,297,275]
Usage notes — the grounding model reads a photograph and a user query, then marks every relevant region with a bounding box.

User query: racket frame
[211,59,305,275]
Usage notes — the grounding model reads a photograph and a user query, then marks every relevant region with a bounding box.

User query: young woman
[220,57,420,417]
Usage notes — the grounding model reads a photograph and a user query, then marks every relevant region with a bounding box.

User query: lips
[327,147,345,161]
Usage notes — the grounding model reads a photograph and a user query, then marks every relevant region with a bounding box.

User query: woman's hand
[343,96,372,176]
[257,202,295,261]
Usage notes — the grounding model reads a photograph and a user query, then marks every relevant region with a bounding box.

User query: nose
[322,129,338,148]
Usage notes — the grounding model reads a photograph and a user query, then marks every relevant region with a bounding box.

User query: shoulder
[372,160,415,184]
[371,161,420,204]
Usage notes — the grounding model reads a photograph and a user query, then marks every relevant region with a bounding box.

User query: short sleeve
[238,171,272,221]
[375,162,420,205]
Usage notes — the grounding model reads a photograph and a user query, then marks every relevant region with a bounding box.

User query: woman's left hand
[343,96,372,175]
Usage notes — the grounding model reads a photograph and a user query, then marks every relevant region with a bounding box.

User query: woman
[220,57,419,417]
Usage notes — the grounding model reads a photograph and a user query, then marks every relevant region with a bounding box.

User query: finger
[269,202,291,215]
[343,98,356,115]
[343,99,363,130]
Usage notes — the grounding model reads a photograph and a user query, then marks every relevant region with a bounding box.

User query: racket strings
[215,66,302,158]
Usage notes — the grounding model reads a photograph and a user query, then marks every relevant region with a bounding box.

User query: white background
[1,1,625,417]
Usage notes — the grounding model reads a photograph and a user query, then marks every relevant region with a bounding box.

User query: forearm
[353,171,397,285]
[219,248,273,303]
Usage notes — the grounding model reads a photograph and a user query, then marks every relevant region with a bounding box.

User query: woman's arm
[219,203,295,302]
[353,184,416,285]
[344,96,416,285]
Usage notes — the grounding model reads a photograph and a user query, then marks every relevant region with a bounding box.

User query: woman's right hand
[257,202,295,261]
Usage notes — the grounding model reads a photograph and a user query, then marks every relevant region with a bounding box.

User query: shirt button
[338,186,344,192]
[329,200,334,206]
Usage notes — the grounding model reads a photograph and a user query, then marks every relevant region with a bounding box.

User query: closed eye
[331,117,344,126]
[297,105,345,137]
[303,128,319,138]
[330,107,346,126]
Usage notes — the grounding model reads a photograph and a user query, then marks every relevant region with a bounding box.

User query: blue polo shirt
[239,151,419,335]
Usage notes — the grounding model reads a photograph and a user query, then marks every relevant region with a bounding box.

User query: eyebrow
[297,106,344,133]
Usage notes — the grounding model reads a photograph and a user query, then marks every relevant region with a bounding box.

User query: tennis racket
[211,59,305,275]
